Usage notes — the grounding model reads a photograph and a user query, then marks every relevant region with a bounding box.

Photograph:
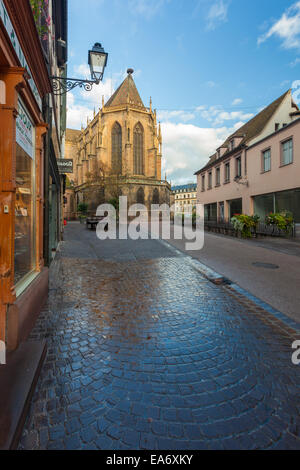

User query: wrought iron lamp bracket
[51,76,101,96]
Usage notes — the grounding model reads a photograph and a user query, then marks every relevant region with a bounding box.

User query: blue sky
[67,0,300,184]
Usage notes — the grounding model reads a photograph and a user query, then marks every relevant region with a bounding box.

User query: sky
[67,0,300,185]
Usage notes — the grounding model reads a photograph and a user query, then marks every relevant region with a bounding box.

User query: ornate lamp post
[51,43,108,95]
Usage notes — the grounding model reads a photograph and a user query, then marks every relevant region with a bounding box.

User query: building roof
[195,89,291,174]
[172,183,197,192]
[105,69,145,109]
[66,128,81,142]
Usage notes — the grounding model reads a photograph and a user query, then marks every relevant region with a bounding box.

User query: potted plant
[231,214,260,238]
[77,202,88,223]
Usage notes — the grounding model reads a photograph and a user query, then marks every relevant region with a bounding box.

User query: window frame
[215,166,221,186]
[235,155,242,178]
[224,161,230,183]
[261,147,271,173]
[280,137,293,167]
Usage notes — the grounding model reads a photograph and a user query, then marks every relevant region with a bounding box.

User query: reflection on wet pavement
[19,223,300,450]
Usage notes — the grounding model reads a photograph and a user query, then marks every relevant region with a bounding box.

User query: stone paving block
[19,225,300,450]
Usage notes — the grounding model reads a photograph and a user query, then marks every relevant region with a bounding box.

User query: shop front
[253,189,300,223]
[0,0,51,353]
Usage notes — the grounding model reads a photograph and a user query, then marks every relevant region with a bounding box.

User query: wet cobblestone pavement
[20,222,300,450]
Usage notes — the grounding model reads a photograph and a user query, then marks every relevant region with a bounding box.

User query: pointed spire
[150,96,152,112]
[105,69,145,108]
[102,95,105,109]
[93,107,96,118]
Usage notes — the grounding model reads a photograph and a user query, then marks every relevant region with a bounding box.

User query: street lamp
[51,43,108,95]
[88,43,108,83]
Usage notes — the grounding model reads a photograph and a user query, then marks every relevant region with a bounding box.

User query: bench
[86,216,106,230]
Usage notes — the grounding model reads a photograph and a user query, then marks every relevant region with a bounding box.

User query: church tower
[66,69,170,212]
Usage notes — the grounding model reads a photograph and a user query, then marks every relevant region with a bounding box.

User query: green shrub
[231,214,260,238]
[77,202,88,214]
[265,212,294,234]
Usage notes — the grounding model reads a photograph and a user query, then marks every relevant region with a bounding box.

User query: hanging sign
[57,159,74,174]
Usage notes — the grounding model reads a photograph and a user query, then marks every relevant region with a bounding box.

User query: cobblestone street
[20,222,300,450]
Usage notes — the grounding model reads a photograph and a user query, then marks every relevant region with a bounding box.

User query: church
[64,69,171,217]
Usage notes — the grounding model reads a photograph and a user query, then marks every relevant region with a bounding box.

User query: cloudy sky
[67,0,300,185]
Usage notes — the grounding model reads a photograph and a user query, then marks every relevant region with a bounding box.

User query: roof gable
[105,71,145,109]
[224,90,290,147]
[195,90,291,174]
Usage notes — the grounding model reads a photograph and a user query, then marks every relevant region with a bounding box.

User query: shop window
[14,100,36,287]
[276,189,300,223]
[229,198,242,218]
[253,193,274,220]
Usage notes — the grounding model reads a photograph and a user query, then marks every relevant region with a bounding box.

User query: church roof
[105,69,145,109]
[66,128,81,142]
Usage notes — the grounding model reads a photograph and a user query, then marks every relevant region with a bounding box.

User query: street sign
[57,159,73,174]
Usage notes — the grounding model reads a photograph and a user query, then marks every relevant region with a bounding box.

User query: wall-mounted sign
[0,0,42,110]
[57,159,73,174]
[16,100,34,159]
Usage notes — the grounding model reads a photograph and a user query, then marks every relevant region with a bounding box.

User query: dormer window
[230,139,235,151]
[275,123,280,132]
[217,150,220,159]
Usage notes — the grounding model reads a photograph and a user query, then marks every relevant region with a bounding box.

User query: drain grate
[252,262,279,270]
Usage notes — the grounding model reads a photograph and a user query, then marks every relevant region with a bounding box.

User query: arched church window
[152,188,159,205]
[111,122,122,174]
[137,187,145,205]
[134,123,144,175]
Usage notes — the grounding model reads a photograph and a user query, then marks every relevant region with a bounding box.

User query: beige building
[195,90,300,229]
[64,69,170,218]
[172,184,197,214]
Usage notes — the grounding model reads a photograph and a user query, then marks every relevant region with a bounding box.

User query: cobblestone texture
[19,223,300,450]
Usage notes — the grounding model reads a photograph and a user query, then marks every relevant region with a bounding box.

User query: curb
[159,238,300,335]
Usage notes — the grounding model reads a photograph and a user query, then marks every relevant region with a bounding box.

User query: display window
[14,99,36,288]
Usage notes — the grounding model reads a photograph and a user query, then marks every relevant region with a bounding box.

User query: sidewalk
[18,222,300,450]
[167,228,300,324]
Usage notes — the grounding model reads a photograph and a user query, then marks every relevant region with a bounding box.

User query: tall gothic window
[137,187,145,205]
[111,122,122,174]
[133,123,144,175]
[152,188,159,205]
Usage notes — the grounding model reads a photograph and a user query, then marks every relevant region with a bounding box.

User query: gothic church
[65,69,170,215]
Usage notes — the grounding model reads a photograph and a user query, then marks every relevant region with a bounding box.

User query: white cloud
[197,105,254,126]
[232,98,243,105]
[128,0,170,20]
[206,0,229,31]
[157,110,195,123]
[258,1,300,50]
[162,122,234,184]
[292,79,300,103]
[206,80,217,88]
[290,57,300,66]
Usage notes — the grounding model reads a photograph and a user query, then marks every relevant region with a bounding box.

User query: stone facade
[64,70,170,218]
